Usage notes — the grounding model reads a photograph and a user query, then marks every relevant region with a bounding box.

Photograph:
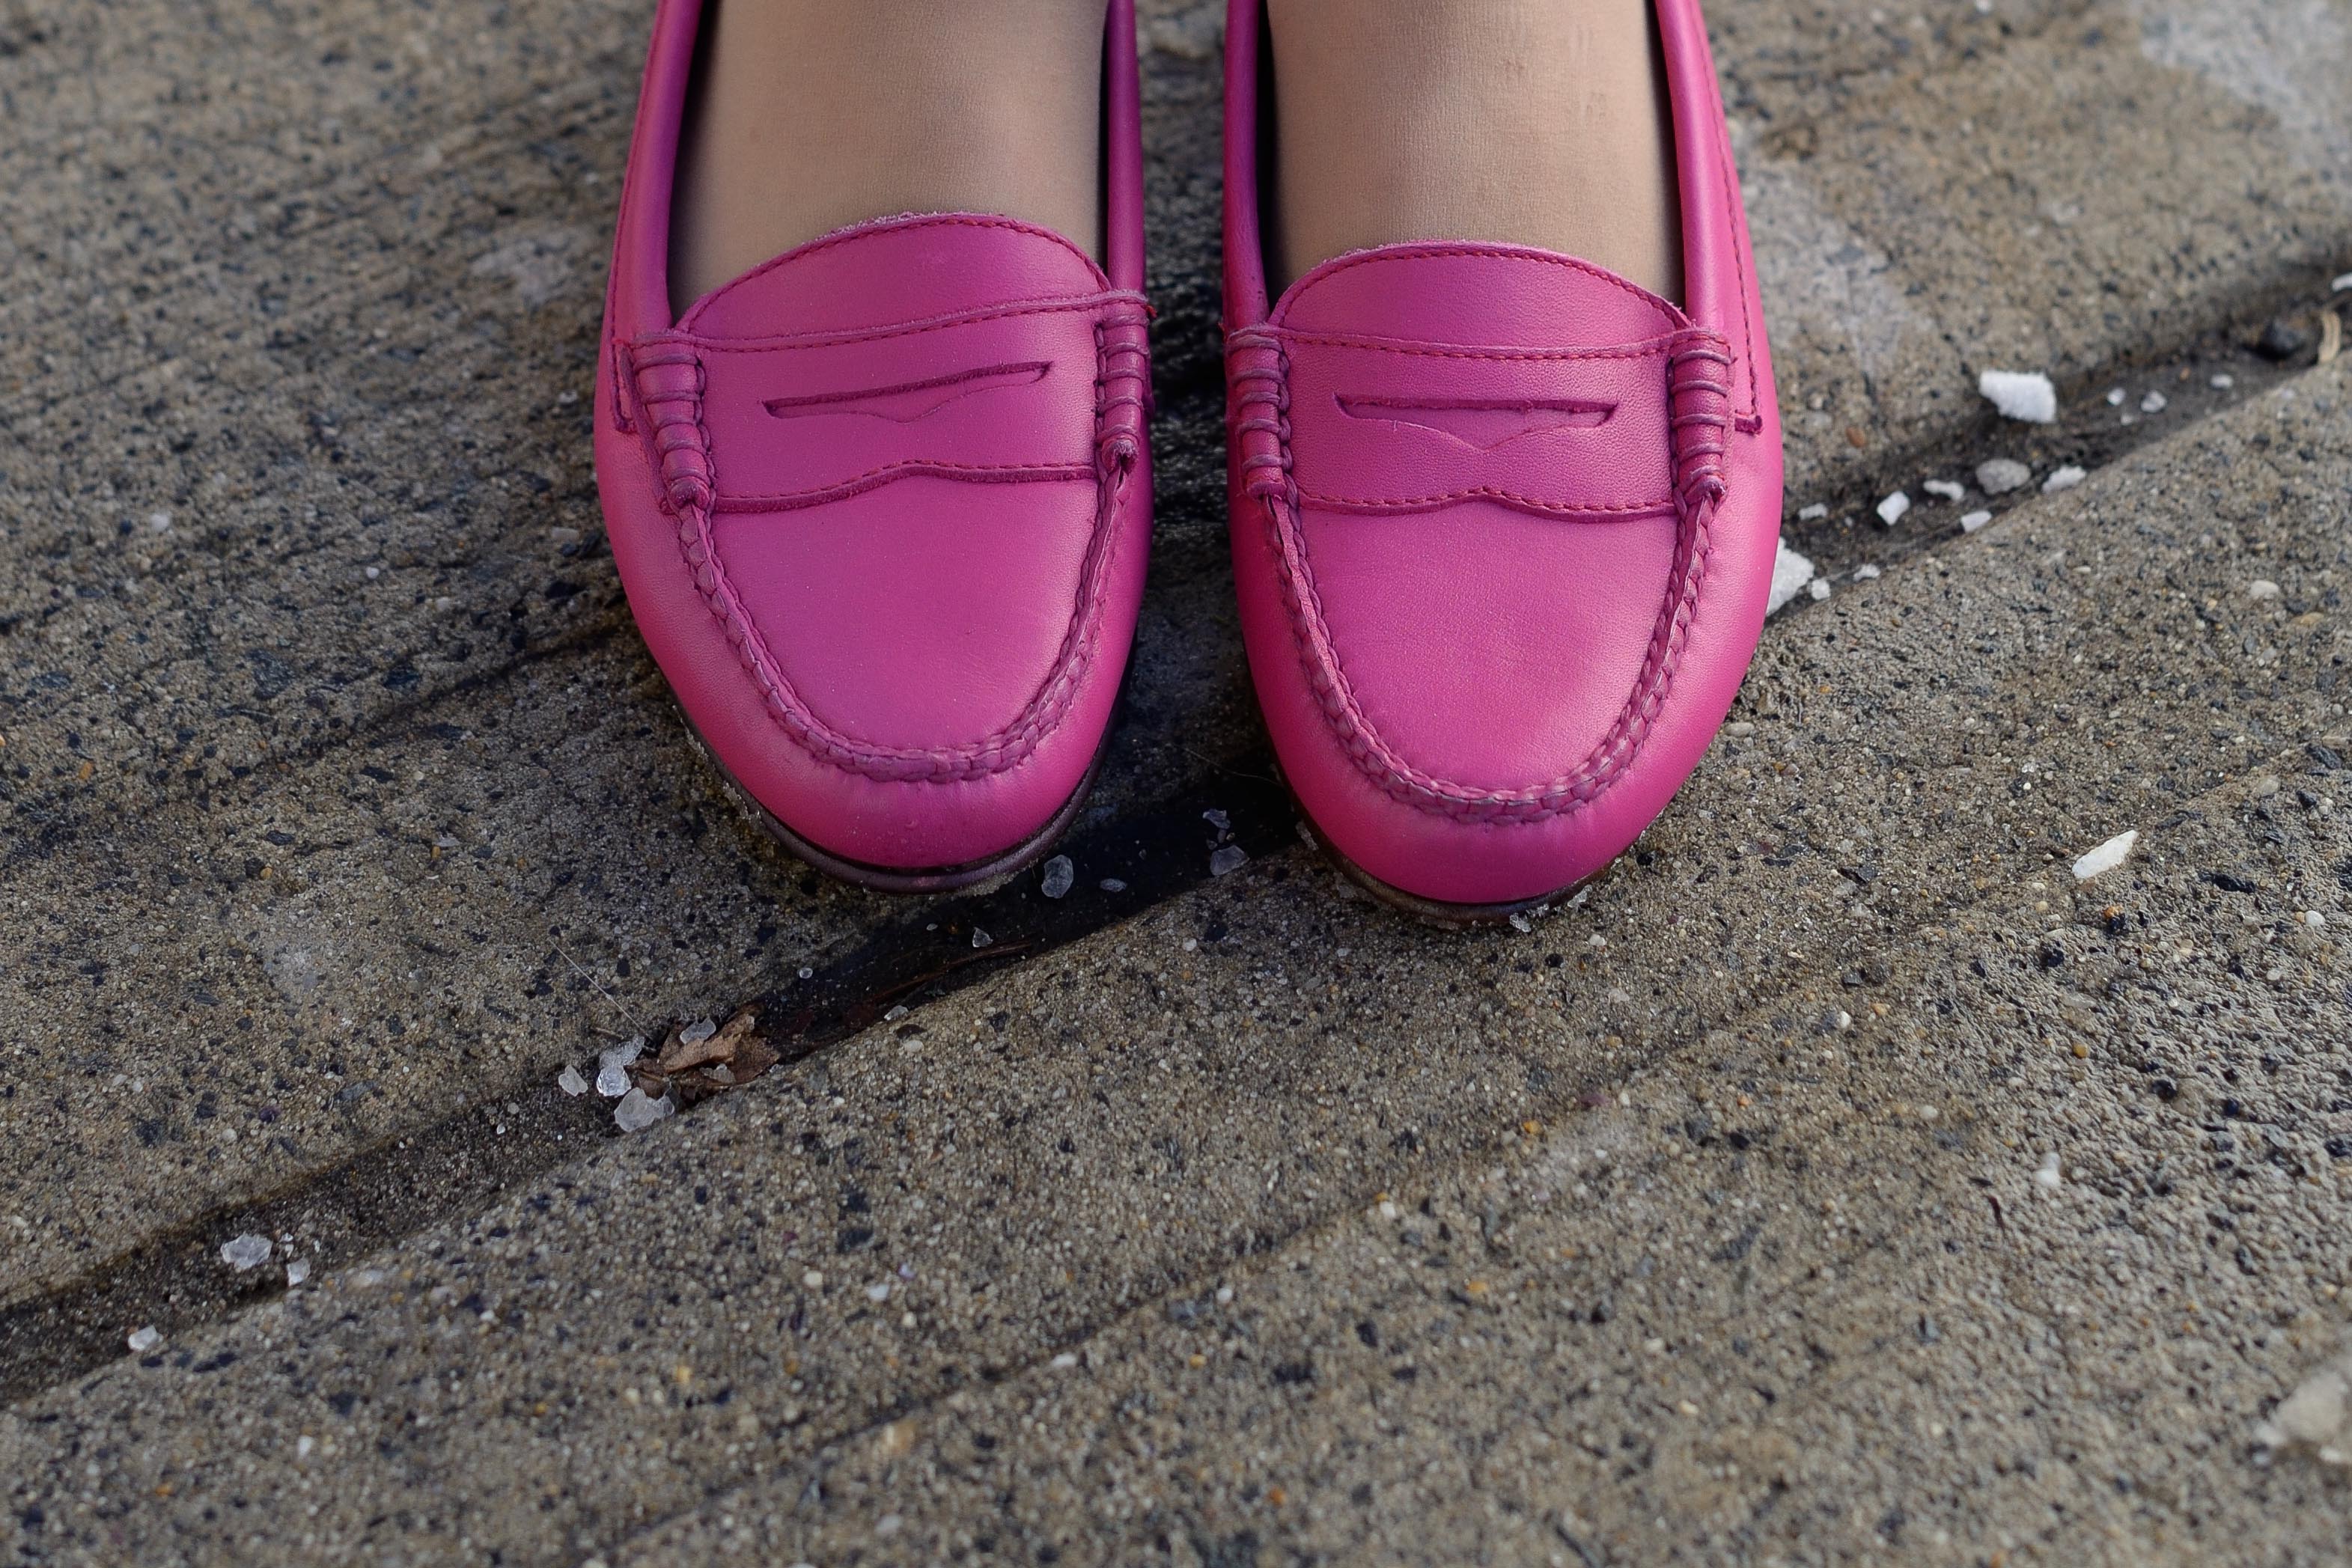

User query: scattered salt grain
[557,1064,589,1097]
[2248,579,2282,601]
[2140,390,2169,414]
[2071,829,2139,882]
[2041,466,2087,494]
[1202,808,1231,835]
[2106,388,2127,407]
[970,927,994,949]
[1508,912,1534,933]
[1210,845,1249,877]
[2212,374,2236,390]
[802,1269,825,1289]
[127,1326,160,1354]
[1853,564,1883,581]
[1960,510,1994,533]
[1040,855,1075,899]
[595,1037,645,1098]
[1808,579,1832,603]
[1876,491,1912,526]
[1051,1352,1080,1370]
[2305,911,2328,930]
[1978,369,2057,424]
[677,1017,717,1048]
[1975,458,2032,495]
[613,1087,673,1133]
[2034,1152,2064,1191]
[1099,877,1128,893]
[1797,503,1829,522]
[865,1282,892,1303]
[2255,1347,2351,1465]
[220,1233,273,1272]
[2335,273,2352,294]
[1923,480,1966,503]
[1767,540,1817,615]
[285,1257,311,1287]
[798,966,814,979]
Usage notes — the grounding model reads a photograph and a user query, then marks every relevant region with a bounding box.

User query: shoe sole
[1294,808,1611,929]
[678,709,1111,897]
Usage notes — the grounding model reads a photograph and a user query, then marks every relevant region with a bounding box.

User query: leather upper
[595,0,1152,876]
[1222,0,1784,906]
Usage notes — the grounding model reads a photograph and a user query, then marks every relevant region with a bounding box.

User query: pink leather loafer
[1222,0,1782,918]
[595,0,1153,892]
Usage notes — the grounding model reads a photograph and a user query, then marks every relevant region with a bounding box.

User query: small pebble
[219,1233,272,1272]
[1960,510,1994,534]
[2248,580,2282,601]
[2041,466,2087,494]
[1767,540,1817,616]
[2252,775,2281,798]
[1975,458,2032,495]
[613,1087,673,1134]
[2072,829,2139,882]
[2305,911,2328,930]
[2256,318,2312,362]
[1040,855,1076,900]
[2035,1152,2064,1191]
[127,1326,161,1354]
[595,1037,645,1099]
[1877,491,1912,526]
[1978,369,2057,424]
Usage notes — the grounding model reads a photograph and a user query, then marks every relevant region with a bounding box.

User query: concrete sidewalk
[3,0,2351,1564]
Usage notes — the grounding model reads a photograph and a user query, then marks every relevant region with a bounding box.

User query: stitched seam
[645,305,1146,784]
[677,293,1144,354]
[677,214,1109,332]
[1253,329,1731,823]
[1267,331,1681,363]
[1295,488,1675,515]
[1275,243,1675,328]
[716,463,1094,510]
[1713,103,1762,424]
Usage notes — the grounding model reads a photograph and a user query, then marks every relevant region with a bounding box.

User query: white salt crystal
[613,1087,674,1133]
[1210,845,1249,877]
[1040,855,1075,899]
[556,1064,589,1097]
[970,927,994,949]
[1975,459,2032,495]
[2211,374,2235,390]
[2035,1153,2064,1191]
[1979,370,2057,424]
[1767,540,1817,615]
[2140,391,2169,414]
[127,1326,161,1354]
[285,1257,311,1287]
[1797,503,1829,522]
[2255,1349,2351,1464]
[1098,877,1128,893]
[1877,491,1912,526]
[2041,466,2087,494]
[1960,510,1994,533]
[1808,579,1832,602]
[677,1017,717,1047]
[595,1037,645,1099]
[2072,829,2139,882]
[865,1282,892,1303]
[1923,480,1966,503]
[1853,564,1883,581]
[2248,580,2282,600]
[220,1233,273,1272]
[2335,273,2352,294]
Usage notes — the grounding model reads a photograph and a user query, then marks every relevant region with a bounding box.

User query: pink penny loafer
[595,0,1153,893]
[1221,0,1783,918]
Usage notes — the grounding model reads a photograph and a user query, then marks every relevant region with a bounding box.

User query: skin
[1266,0,1683,300]
[667,0,1107,316]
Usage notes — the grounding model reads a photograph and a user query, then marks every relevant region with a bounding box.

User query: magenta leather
[595,0,1152,881]
[1222,0,1784,909]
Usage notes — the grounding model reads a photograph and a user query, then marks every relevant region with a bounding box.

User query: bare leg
[669,0,1107,316]
[1266,0,1682,302]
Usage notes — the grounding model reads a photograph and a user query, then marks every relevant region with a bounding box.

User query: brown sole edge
[1296,814,1611,930]
[680,713,1112,897]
